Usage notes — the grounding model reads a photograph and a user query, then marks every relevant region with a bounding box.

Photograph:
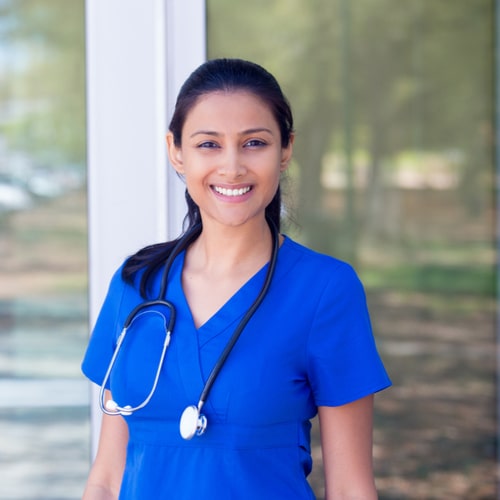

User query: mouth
[212,185,252,197]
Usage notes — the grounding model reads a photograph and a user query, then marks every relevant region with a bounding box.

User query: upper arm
[83,391,128,499]
[318,395,377,500]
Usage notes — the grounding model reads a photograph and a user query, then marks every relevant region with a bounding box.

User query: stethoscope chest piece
[179,405,207,440]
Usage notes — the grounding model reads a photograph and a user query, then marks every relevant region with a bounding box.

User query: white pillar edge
[165,0,207,237]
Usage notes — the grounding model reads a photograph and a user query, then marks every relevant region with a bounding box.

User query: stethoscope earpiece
[104,399,133,416]
[104,399,118,412]
[179,405,207,440]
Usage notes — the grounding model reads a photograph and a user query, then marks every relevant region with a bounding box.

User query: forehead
[183,91,277,131]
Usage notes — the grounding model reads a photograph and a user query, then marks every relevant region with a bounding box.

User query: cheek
[183,167,207,190]
[182,171,210,207]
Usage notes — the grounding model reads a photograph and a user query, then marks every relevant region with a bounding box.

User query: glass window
[207,1,496,497]
[0,1,88,497]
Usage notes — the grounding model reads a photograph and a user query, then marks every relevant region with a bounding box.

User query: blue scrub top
[82,236,391,499]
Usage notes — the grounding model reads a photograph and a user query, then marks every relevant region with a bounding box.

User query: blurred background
[0,0,497,498]
[0,1,89,499]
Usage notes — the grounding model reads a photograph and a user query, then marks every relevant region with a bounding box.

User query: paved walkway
[0,293,91,499]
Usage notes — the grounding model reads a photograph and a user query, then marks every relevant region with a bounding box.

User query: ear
[166,132,184,174]
[280,133,295,172]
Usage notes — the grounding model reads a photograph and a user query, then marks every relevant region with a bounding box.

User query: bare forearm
[325,483,378,500]
[82,483,118,500]
[320,397,377,500]
[83,400,127,500]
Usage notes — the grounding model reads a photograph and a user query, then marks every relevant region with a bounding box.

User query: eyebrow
[189,127,275,138]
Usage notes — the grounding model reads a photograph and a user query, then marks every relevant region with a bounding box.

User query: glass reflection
[0,1,88,498]
[207,0,496,498]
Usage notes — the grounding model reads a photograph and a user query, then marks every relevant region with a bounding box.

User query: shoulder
[276,237,369,318]
[109,260,133,289]
[280,236,361,288]
[104,259,146,303]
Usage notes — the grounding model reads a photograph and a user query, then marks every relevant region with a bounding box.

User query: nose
[218,147,246,178]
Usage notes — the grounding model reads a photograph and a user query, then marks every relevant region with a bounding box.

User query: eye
[197,141,220,149]
[244,139,267,148]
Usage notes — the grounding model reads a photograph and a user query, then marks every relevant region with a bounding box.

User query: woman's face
[166,91,293,230]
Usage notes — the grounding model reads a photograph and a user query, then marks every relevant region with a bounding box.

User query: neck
[186,219,274,276]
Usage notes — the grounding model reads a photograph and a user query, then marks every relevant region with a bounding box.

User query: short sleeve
[306,262,391,406]
[81,265,128,387]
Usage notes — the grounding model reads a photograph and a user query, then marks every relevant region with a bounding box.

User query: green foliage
[363,263,496,296]
[0,0,86,167]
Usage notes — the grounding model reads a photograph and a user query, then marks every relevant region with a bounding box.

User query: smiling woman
[81,58,391,499]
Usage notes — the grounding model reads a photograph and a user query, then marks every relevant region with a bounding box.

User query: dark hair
[170,58,294,148]
[123,58,294,296]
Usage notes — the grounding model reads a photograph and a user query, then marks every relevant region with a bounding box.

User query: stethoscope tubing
[99,218,279,435]
[197,219,279,409]
[99,224,201,416]
[99,308,174,416]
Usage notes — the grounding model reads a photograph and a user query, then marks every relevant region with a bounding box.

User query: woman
[82,58,391,499]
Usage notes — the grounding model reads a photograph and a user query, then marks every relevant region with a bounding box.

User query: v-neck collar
[172,250,271,342]
[165,247,275,414]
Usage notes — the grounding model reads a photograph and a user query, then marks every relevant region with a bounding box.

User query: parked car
[0,174,32,212]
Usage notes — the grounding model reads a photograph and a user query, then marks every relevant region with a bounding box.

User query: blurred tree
[415,0,494,216]
[350,0,494,236]
[0,0,86,168]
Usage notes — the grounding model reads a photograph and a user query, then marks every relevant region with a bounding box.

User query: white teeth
[214,186,251,196]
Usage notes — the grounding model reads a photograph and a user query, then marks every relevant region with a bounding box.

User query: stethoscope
[99,218,279,440]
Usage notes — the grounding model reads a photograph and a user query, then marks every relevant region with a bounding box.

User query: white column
[165,0,206,236]
[85,0,206,456]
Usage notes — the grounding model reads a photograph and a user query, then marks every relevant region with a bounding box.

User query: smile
[213,186,252,197]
